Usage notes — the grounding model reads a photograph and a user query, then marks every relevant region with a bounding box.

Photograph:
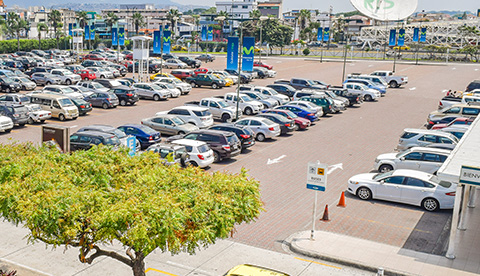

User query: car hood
[376,152,397,161]
[349,172,377,183]
[179,123,200,132]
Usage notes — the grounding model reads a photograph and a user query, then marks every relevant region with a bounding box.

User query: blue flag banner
[389,29,396,46]
[208,26,213,41]
[323,27,330,42]
[317,27,323,41]
[226,37,239,71]
[397,29,405,46]
[85,25,90,40]
[412,28,419,42]
[69,23,72,36]
[90,24,95,40]
[420,27,427,42]
[241,37,255,72]
[153,30,161,54]
[119,27,125,46]
[163,30,171,54]
[112,28,118,46]
[201,26,207,41]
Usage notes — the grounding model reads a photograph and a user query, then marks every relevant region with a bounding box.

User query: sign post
[307,162,328,240]
[126,136,136,157]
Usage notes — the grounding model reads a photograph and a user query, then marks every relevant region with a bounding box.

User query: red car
[432,117,474,130]
[254,61,273,70]
[78,69,97,81]
[83,54,106,61]
[126,53,133,60]
[193,68,209,76]
[171,69,194,80]
[262,109,311,130]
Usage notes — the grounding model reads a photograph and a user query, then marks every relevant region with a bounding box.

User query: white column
[468,186,477,208]
[458,185,470,230]
[446,184,464,259]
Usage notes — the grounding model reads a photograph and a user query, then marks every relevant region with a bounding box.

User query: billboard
[226,37,239,71]
[241,37,255,72]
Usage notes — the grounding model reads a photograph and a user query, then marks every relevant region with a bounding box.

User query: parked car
[0,77,21,93]
[10,76,36,90]
[0,94,30,106]
[222,93,264,115]
[196,54,215,62]
[374,147,451,174]
[69,85,94,97]
[178,56,201,68]
[431,117,474,130]
[397,128,459,151]
[42,85,84,99]
[370,70,408,88]
[132,83,170,101]
[329,87,363,106]
[50,68,81,85]
[0,104,29,126]
[77,69,97,81]
[77,81,109,92]
[0,115,13,133]
[153,82,181,98]
[77,124,139,151]
[266,84,298,98]
[428,104,480,122]
[262,109,311,131]
[117,124,161,149]
[253,61,273,70]
[70,97,93,116]
[208,123,256,152]
[344,78,386,95]
[31,72,62,86]
[87,67,114,79]
[25,104,52,124]
[171,139,214,168]
[163,59,187,69]
[184,98,241,122]
[64,65,85,74]
[153,77,192,95]
[347,170,455,211]
[159,106,214,128]
[70,131,121,151]
[256,113,295,135]
[83,54,106,61]
[110,87,139,106]
[225,264,289,276]
[235,117,281,142]
[186,74,226,89]
[299,96,335,115]
[275,105,319,122]
[240,90,279,109]
[287,101,324,117]
[145,143,187,166]
[343,82,380,102]
[84,91,119,109]
[141,115,199,136]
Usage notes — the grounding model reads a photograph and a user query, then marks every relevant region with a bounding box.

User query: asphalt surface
[0,56,479,274]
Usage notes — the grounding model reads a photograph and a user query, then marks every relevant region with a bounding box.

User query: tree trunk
[38,35,41,50]
[132,254,145,276]
[17,35,20,51]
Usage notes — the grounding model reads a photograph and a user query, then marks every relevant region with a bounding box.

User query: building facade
[258,0,282,19]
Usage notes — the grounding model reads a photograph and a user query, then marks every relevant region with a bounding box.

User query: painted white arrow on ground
[267,155,286,165]
[327,163,343,174]
[409,87,416,91]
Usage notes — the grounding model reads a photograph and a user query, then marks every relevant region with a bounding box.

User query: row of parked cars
[346,81,479,212]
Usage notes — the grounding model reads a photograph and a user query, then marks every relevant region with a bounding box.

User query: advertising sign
[412,27,419,42]
[226,37,239,71]
[389,29,397,46]
[84,25,90,40]
[241,37,255,72]
[111,27,118,46]
[153,30,161,54]
[323,27,330,42]
[201,26,207,41]
[163,30,171,54]
[420,27,427,42]
[397,29,405,46]
[119,27,125,46]
[317,27,323,41]
[207,26,213,41]
[90,24,95,40]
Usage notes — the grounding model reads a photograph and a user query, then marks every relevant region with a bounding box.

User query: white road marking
[267,154,287,165]
[452,67,456,70]
[442,89,449,93]
[327,163,343,175]
[409,87,416,91]
[475,69,479,71]
[368,64,373,67]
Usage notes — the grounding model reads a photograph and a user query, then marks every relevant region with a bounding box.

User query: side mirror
[400,157,405,161]
[380,180,385,184]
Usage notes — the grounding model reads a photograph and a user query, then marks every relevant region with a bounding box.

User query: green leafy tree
[37,23,48,49]
[167,9,180,37]
[6,12,28,51]
[48,9,62,48]
[249,9,261,19]
[298,9,311,30]
[132,12,145,35]
[0,144,263,276]
[105,12,119,32]
[76,11,89,29]
[201,7,217,15]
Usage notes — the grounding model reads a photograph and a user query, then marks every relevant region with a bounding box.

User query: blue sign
[323,27,330,42]
[420,27,427,42]
[317,27,323,41]
[389,29,396,46]
[306,184,326,191]
[112,27,118,46]
[90,24,95,40]
[397,29,405,46]
[84,25,90,40]
[207,26,213,41]
[68,23,72,36]
[126,136,136,157]
[226,37,239,71]
[201,26,207,41]
[119,27,125,46]
[412,28,419,42]
[153,30,161,53]
[163,30,171,54]
[242,37,255,72]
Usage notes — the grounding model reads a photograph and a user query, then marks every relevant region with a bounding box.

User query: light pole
[258,16,268,63]
[160,20,167,74]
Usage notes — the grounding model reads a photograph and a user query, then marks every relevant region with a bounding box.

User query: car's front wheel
[212,83,219,89]
[221,113,231,122]
[379,164,394,173]
[390,81,399,88]
[422,198,439,212]
[357,187,372,200]
[256,133,266,142]
[244,107,253,115]
[364,95,373,101]
[153,94,160,101]
[213,151,221,163]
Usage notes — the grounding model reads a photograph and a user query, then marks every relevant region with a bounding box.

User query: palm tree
[105,12,119,31]
[132,12,145,35]
[76,11,88,29]
[249,9,261,19]
[37,22,48,49]
[166,9,180,37]
[217,10,229,40]
[6,12,28,51]
[48,9,62,48]
[298,9,311,30]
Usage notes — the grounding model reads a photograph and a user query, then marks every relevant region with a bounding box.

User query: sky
[178,0,479,13]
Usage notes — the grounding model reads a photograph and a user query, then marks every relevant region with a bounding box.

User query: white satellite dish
[350,0,418,21]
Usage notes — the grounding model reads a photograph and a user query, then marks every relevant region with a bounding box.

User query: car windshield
[27,104,42,112]
[104,136,120,145]
[75,86,89,92]
[165,83,175,89]
[19,96,30,103]
[3,78,14,84]
[248,94,260,100]
[61,87,76,94]
[17,77,29,82]
[171,116,186,125]
[226,134,238,144]
[218,100,229,108]
[63,71,73,75]
[306,80,316,86]
[150,84,163,90]
[266,88,278,95]
[193,110,212,117]
[429,175,452,188]
[137,125,157,135]
[172,78,182,84]
[396,149,410,158]
[58,98,74,107]
[283,110,298,118]
[240,95,252,102]
[373,171,394,181]
[92,83,104,89]
[112,129,127,139]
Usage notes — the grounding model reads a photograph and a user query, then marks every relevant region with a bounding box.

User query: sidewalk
[289,229,478,276]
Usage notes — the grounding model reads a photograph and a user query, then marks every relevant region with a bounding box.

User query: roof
[438,116,480,183]
[174,105,208,111]
[171,139,206,147]
[0,0,5,7]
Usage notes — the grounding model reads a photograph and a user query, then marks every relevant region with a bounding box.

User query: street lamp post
[258,16,268,63]
[160,21,166,74]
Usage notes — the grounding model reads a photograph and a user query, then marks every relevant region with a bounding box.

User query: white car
[287,100,324,117]
[224,93,264,115]
[153,82,181,98]
[86,67,114,79]
[132,83,171,101]
[153,77,192,95]
[374,147,451,174]
[25,104,52,124]
[343,82,380,102]
[77,81,109,93]
[241,86,290,105]
[159,106,214,128]
[171,139,214,168]
[0,115,14,133]
[347,169,456,211]
[163,59,187,69]
[50,69,81,85]
[235,117,281,142]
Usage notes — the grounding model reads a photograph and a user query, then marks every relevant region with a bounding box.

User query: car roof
[391,169,434,180]
[408,146,452,154]
[173,105,208,111]
[72,130,114,138]
[403,128,457,138]
[78,124,116,132]
[171,139,207,147]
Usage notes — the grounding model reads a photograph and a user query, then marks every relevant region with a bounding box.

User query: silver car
[163,59,187,69]
[132,83,171,101]
[374,147,451,174]
[141,114,199,136]
[235,117,281,142]
[288,100,324,117]
[397,128,458,151]
[153,77,192,95]
[31,73,61,86]
[11,76,36,90]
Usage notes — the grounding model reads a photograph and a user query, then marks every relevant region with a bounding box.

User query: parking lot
[1,56,479,260]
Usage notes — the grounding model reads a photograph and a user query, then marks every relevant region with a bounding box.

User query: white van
[461,95,480,105]
[29,93,79,121]
[177,35,192,43]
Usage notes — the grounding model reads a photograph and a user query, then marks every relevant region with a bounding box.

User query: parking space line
[145,268,177,276]
[339,214,431,234]
[294,257,341,269]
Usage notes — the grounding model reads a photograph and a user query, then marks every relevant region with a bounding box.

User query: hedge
[0,37,132,53]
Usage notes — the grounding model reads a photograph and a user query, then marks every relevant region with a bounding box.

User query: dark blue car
[274,105,319,122]
[117,124,161,149]
[426,116,459,129]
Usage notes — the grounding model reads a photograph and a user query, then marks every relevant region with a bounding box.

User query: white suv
[374,147,451,174]
[133,83,171,101]
[50,68,81,85]
[397,128,458,151]
[343,82,380,102]
[171,139,214,168]
[223,93,263,115]
[158,106,214,128]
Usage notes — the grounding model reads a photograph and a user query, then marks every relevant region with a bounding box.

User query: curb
[0,258,53,276]
[287,232,411,276]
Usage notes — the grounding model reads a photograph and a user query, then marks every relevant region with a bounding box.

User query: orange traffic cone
[320,204,330,222]
[337,191,346,208]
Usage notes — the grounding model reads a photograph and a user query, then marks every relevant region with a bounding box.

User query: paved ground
[0,56,479,274]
